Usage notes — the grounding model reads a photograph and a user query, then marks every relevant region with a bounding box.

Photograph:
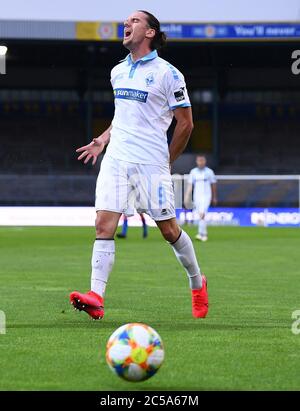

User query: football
[106,323,165,382]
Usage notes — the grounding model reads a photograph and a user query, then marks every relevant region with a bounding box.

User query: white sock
[170,230,202,289]
[198,219,207,236]
[91,239,115,297]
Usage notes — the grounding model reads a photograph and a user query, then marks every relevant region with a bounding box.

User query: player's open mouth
[124,30,132,39]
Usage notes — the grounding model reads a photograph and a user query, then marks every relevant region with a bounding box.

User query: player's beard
[123,32,145,52]
[123,36,140,52]
[123,38,133,50]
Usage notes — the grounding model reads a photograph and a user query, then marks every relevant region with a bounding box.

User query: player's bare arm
[76,124,112,165]
[184,183,193,208]
[211,182,218,206]
[169,106,194,164]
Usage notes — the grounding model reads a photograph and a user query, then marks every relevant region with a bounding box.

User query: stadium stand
[0,41,299,207]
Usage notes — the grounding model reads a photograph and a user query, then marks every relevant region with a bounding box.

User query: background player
[185,154,217,241]
[69,10,209,320]
[117,213,148,239]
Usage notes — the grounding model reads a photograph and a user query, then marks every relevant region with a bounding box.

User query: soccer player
[184,155,217,241]
[70,10,209,320]
[117,213,148,239]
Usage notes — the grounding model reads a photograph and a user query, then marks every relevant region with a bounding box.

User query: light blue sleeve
[162,66,191,111]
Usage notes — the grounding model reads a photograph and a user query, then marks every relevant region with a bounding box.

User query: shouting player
[185,154,217,241]
[70,10,209,319]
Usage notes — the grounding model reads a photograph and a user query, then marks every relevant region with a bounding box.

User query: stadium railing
[0,174,299,227]
[172,174,300,227]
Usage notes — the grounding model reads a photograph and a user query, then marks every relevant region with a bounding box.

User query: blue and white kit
[188,167,217,214]
[96,49,191,220]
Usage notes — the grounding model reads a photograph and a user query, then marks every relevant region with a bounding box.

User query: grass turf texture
[0,226,299,391]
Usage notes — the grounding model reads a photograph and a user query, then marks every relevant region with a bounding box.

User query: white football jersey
[188,167,217,202]
[105,50,191,166]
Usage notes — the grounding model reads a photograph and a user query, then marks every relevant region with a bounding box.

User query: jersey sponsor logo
[174,87,185,102]
[195,177,208,182]
[114,88,148,103]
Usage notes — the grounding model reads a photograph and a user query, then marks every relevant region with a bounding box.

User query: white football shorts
[95,155,176,221]
[193,197,211,215]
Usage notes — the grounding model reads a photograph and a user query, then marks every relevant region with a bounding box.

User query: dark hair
[139,10,167,50]
[196,154,206,159]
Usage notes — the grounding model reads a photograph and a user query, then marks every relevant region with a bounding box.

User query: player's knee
[95,215,112,238]
[160,224,180,243]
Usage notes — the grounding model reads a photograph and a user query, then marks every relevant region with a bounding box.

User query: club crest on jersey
[145,72,155,86]
[114,88,148,103]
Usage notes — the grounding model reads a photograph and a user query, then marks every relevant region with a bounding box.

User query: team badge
[145,72,155,86]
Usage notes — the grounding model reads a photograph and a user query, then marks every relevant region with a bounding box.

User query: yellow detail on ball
[131,347,147,364]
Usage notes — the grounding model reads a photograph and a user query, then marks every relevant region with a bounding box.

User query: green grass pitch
[0,225,299,391]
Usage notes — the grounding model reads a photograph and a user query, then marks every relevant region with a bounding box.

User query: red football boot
[70,290,104,320]
[82,305,104,320]
[191,275,209,318]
